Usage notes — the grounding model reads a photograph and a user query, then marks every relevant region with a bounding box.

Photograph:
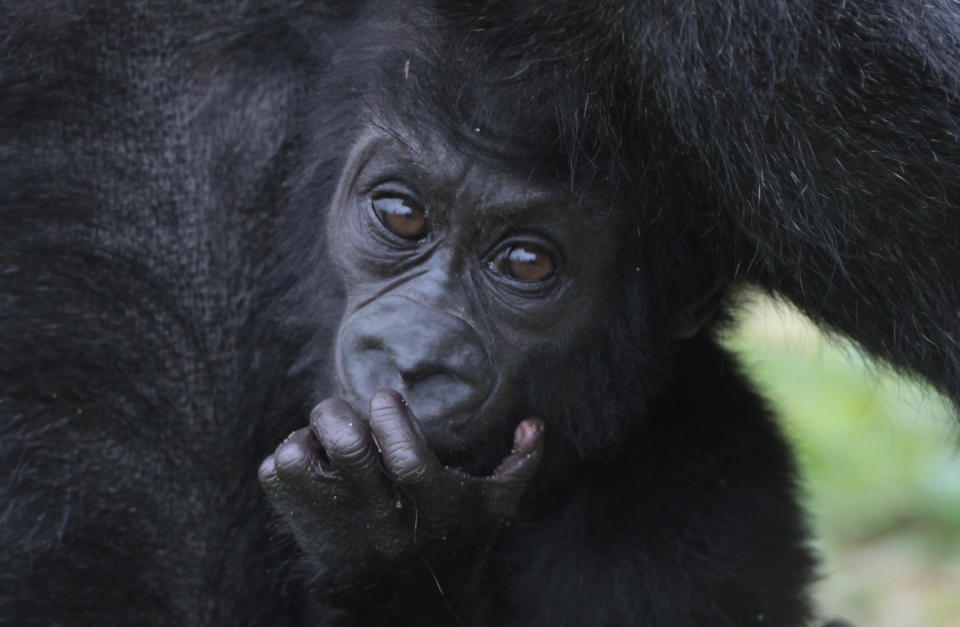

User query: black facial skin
[328,129,616,468]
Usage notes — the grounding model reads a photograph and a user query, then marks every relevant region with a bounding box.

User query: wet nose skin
[338,296,495,423]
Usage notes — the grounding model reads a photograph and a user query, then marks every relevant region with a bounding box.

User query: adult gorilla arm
[0,2,324,622]
[623,0,960,404]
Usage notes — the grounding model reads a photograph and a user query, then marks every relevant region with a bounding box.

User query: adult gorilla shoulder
[1,0,958,626]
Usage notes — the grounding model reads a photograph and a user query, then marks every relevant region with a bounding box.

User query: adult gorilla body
[2,1,959,626]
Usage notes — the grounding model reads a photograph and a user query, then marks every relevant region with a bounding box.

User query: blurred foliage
[723,295,960,627]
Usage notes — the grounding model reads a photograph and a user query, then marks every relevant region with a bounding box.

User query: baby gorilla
[258,121,819,626]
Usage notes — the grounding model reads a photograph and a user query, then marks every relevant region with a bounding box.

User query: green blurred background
[725,295,960,627]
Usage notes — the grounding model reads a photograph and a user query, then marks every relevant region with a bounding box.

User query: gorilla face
[325,124,620,468]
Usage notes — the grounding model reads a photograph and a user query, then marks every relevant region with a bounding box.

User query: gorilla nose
[338,296,495,422]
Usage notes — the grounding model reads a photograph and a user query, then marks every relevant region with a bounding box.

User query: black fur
[2,0,957,624]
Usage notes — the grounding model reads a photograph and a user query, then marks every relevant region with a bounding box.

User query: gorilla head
[326,125,627,471]
[285,9,717,476]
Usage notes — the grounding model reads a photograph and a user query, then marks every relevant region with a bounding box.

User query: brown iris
[372,196,427,239]
[503,243,555,282]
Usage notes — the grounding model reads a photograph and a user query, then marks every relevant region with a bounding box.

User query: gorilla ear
[670,275,726,339]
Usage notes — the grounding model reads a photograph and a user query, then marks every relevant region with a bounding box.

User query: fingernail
[369,389,403,415]
[513,418,544,456]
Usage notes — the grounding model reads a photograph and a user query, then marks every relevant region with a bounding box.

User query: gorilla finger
[487,418,544,510]
[258,454,300,504]
[368,389,438,485]
[271,426,323,482]
[310,398,379,480]
[258,454,279,488]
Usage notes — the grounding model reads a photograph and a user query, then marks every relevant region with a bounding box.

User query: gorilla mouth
[431,424,518,477]
[422,410,520,477]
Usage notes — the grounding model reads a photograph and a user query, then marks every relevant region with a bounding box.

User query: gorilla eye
[371,196,427,240]
[497,243,556,282]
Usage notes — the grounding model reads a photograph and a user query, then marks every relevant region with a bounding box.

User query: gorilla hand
[258,389,543,611]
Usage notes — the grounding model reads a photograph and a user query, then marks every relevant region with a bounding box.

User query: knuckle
[257,456,278,484]
[368,404,400,423]
[330,434,371,465]
[274,441,310,475]
[390,453,430,484]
